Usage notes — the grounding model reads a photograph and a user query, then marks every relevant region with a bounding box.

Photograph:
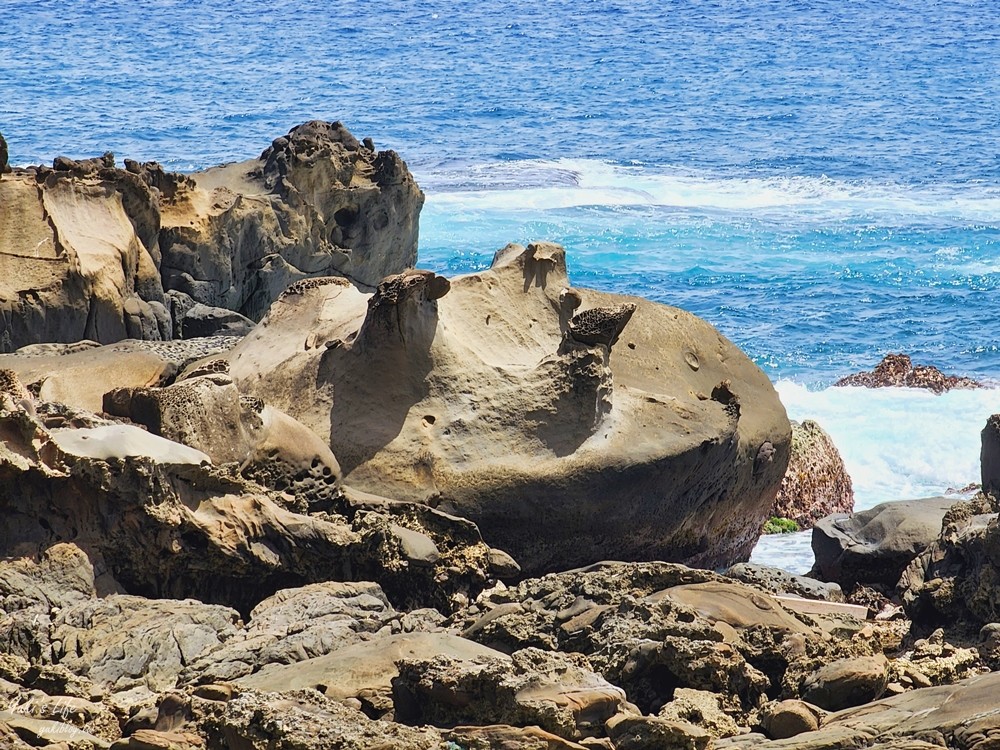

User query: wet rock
[771,420,854,529]
[835,353,980,393]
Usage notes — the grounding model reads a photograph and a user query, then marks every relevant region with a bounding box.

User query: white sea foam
[750,381,999,573]
[419,158,1000,222]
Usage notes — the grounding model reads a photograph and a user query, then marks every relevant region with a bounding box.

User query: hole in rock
[422,415,436,426]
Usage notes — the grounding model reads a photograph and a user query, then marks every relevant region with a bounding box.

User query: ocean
[3,0,999,572]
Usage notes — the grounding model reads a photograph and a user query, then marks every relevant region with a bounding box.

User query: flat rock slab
[238,631,508,699]
[50,424,210,465]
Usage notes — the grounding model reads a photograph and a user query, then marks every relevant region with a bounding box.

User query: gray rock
[982,413,1000,499]
[180,303,255,339]
[810,496,956,589]
[724,563,844,602]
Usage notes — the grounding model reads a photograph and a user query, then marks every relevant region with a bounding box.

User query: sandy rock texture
[0,369,499,619]
[810,496,956,591]
[228,243,792,573]
[0,121,422,351]
[771,420,854,529]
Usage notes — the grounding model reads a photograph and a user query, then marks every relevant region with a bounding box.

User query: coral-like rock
[835,353,980,393]
[772,420,854,529]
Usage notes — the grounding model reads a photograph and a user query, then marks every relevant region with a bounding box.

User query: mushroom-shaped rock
[229,243,791,574]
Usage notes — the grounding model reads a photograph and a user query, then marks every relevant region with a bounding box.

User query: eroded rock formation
[0,121,423,351]
[228,242,792,573]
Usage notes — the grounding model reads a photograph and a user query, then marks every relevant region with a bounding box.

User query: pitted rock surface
[835,353,980,393]
[566,303,636,349]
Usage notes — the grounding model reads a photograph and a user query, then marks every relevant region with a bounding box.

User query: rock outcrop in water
[0,121,422,351]
[227,242,792,574]
[835,353,981,393]
[9,123,1000,750]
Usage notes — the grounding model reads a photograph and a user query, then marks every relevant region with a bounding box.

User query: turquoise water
[4,0,1000,569]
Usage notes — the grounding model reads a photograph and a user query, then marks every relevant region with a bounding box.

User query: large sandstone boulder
[228,243,791,573]
[771,420,853,529]
[0,121,422,350]
[809,496,956,590]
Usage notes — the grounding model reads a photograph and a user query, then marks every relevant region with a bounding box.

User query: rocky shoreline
[2,122,1000,749]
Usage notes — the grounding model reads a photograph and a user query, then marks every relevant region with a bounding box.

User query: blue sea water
[3,0,1000,570]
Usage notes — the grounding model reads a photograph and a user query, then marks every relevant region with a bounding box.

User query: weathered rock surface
[103,364,342,510]
[810,496,956,590]
[229,243,791,572]
[448,560,870,729]
[0,131,9,177]
[0,121,422,350]
[771,420,854,529]
[898,492,1000,633]
[724,563,844,602]
[0,376,499,621]
[393,647,627,738]
[0,154,169,350]
[982,413,1000,498]
[158,120,422,319]
[835,353,981,393]
[718,670,1000,749]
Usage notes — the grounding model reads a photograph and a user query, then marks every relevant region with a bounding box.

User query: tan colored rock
[760,699,824,739]
[104,369,342,508]
[772,420,854,529]
[237,631,505,700]
[606,713,711,750]
[393,647,627,740]
[2,346,170,413]
[800,653,888,711]
[197,689,443,750]
[658,688,745,739]
[229,243,791,573]
[446,724,592,750]
[1,121,421,350]
[0,159,167,351]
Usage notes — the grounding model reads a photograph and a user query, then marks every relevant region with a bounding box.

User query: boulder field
[7,123,1000,749]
